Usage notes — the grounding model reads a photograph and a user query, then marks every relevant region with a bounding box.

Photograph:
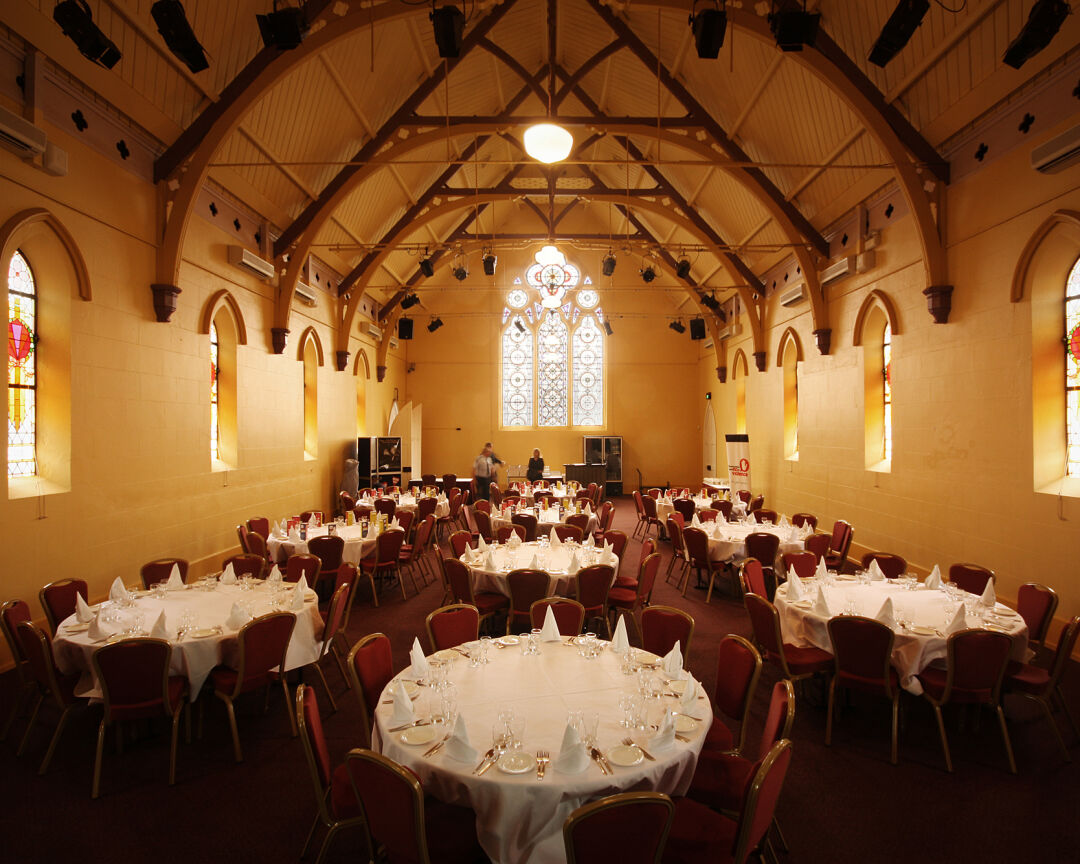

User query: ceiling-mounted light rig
[400,292,420,310]
[427,316,444,333]
[640,264,657,284]
[482,251,497,276]
[430,3,465,58]
[689,1,727,60]
[53,0,122,68]
[602,252,617,277]
[675,257,692,280]
[256,0,309,50]
[418,249,435,278]
[669,320,686,334]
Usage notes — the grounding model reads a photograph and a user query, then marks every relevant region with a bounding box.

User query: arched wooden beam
[1011,209,1080,302]
[775,327,804,368]
[0,208,92,301]
[198,289,248,344]
[554,39,626,108]
[852,290,900,347]
[477,40,547,103]
[731,349,749,377]
[296,326,325,366]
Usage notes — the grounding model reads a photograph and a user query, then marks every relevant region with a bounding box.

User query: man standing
[473,444,495,500]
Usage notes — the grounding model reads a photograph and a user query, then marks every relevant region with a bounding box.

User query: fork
[623,737,656,761]
[536,749,549,780]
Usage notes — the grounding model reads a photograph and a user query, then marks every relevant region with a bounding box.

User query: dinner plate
[400,725,436,746]
[63,621,90,633]
[668,679,689,695]
[497,751,535,774]
[392,679,420,698]
[606,744,644,767]
[985,623,1010,634]
[994,607,1019,618]
[188,627,221,639]
[432,649,459,662]
[634,650,661,665]
[674,715,697,733]
[499,635,520,645]
[908,625,937,636]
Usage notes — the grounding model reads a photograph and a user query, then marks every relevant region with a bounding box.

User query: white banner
[725,434,751,497]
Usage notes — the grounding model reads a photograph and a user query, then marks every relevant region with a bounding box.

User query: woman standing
[526,448,545,482]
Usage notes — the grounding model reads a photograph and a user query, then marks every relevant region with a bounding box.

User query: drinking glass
[581,712,599,748]
[567,709,584,741]
[509,716,527,749]
[528,628,542,655]
[480,636,492,664]
[619,689,636,727]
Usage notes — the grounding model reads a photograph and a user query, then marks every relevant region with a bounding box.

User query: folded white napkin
[225,602,252,631]
[868,559,886,581]
[567,550,580,573]
[650,711,676,753]
[288,527,302,544]
[290,575,309,612]
[271,520,282,537]
[680,675,700,712]
[980,579,996,607]
[308,517,318,531]
[477,534,488,553]
[410,636,431,678]
[444,713,477,763]
[812,586,831,617]
[945,604,967,634]
[601,543,617,566]
[149,610,174,640]
[88,609,118,641]
[553,723,589,774]
[484,549,498,570]
[815,557,829,580]
[662,641,683,678]
[549,528,562,548]
[611,616,630,654]
[221,562,237,584]
[75,593,94,624]
[876,597,896,629]
[529,553,541,570]
[266,564,282,584]
[465,547,482,564]
[165,564,185,592]
[924,564,942,590]
[779,514,791,528]
[108,577,131,603]
[690,513,701,528]
[787,569,805,602]
[540,605,562,642]
[389,517,401,530]
[389,679,415,727]
[584,503,592,515]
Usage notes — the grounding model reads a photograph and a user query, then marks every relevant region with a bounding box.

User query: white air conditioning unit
[718,322,743,340]
[703,337,714,349]
[228,246,275,280]
[819,256,854,286]
[1031,123,1080,174]
[0,105,47,159]
[389,337,399,349]
[778,284,805,307]
[294,281,317,307]
[365,322,383,341]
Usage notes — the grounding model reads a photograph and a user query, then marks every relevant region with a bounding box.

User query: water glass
[470,642,484,669]
[509,716,527,749]
[528,628,542,655]
[177,609,197,638]
[618,689,637,727]
[479,636,492,664]
[151,580,168,599]
[580,712,599,748]
[125,612,146,637]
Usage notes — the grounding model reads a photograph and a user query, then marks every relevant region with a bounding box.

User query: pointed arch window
[1066,257,1080,475]
[210,322,220,462]
[7,251,36,477]
[883,323,893,463]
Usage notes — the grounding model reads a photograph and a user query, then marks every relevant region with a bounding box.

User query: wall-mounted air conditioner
[1032,123,1080,174]
[389,337,399,349]
[819,256,854,286]
[718,322,743,340]
[228,246,275,280]
[295,281,317,307]
[779,284,805,307]
[365,322,383,341]
[0,105,47,158]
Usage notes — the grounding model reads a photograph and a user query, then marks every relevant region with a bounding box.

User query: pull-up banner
[725,434,751,497]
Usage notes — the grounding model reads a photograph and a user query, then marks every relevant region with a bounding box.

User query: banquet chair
[744,593,833,685]
[565,512,591,539]
[210,611,297,762]
[803,532,829,563]
[748,495,764,514]
[473,499,492,515]
[712,499,734,522]
[1005,615,1080,762]
[301,510,324,524]
[449,529,477,559]
[824,520,853,572]
[697,508,719,523]
[576,564,616,637]
[338,492,357,514]
[38,578,89,635]
[860,552,906,579]
[632,490,649,539]
[359,529,407,601]
[683,526,732,603]
[602,530,629,578]
[1015,582,1059,650]
[489,483,503,507]
[916,628,1016,774]
[395,509,415,538]
[421,473,438,487]
[284,553,321,584]
[791,512,818,531]
[826,616,901,764]
[563,791,675,864]
[735,490,751,505]
[511,512,538,542]
[673,498,696,523]
[373,498,396,519]
[618,537,658,589]
[745,533,781,591]
[640,495,663,539]
[416,495,438,525]
[308,535,345,578]
[246,516,271,540]
[436,490,463,541]
[507,569,550,635]
[702,635,762,755]
[425,603,480,652]
[347,633,393,749]
[530,598,586,636]
[400,515,436,588]
[0,599,34,741]
[606,553,661,642]
[358,488,374,499]
[553,523,584,544]
[247,530,276,565]
[665,516,690,588]
[752,509,778,525]
[139,559,186,590]
[948,563,995,596]
[594,501,615,542]
[15,621,82,774]
[647,488,663,499]
[739,559,768,599]
[222,553,266,580]
[344,749,485,864]
[640,606,694,658]
[295,685,367,864]
[443,557,508,633]
[665,739,794,864]
[442,473,457,491]
[90,637,188,798]
[236,524,250,554]
[780,551,816,582]
[306,583,352,713]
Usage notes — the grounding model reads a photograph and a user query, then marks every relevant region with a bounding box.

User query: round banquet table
[693,520,807,563]
[491,508,599,540]
[52,580,324,700]
[463,540,618,597]
[656,495,745,526]
[354,493,450,519]
[774,577,1029,694]
[373,641,707,864]
[267,522,382,565]
[514,486,574,504]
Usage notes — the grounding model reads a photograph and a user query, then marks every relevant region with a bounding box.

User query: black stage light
[691,7,727,60]
[53,0,122,69]
[398,318,414,340]
[1003,0,1069,69]
[689,318,707,340]
[603,320,614,336]
[256,2,308,50]
[482,253,497,276]
[669,320,686,334]
[453,266,468,281]
[601,253,617,276]
[427,317,444,333]
[151,1,209,73]
[400,292,420,310]
[868,0,929,68]
[640,265,657,283]
[419,255,435,278]
[769,9,820,52]
[431,5,465,58]
[675,258,692,279]
[701,293,720,311]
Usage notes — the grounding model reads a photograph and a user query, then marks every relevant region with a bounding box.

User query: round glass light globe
[523,123,574,164]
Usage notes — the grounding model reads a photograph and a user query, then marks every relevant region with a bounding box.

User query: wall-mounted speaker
[689,318,707,341]
[398,318,414,340]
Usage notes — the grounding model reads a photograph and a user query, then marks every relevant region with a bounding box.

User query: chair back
[565,513,591,537]
[640,537,659,567]
[339,491,357,512]
[942,629,1012,703]
[740,559,768,598]
[712,499,734,521]
[395,510,414,537]
[530,598,586,635]
[246,517,270,539]
[490,483,503,507]
[640,606,694,657]
[511,512,538,542]
[374,529,406,565]
[284,553,321,584]
[347,633,393,747]
[411,515,435,558]
[308,535,345,572]
[228,612,297,697]
[421,473,437,487]
[416,496,438,522]
[682,526,710,568]
[576,564,615,613]
[373,498,396,517]
[92,638,173,721]
[563,791,675,864]
[140,559,189,590]
[1,599,31,669]
[732,740,793,864]
[791,512,817,530]
[828,520,853,561]
[804,533,829,562]
[647,488,663,500]
[745,532,780,570]
[636,553,662,605]
[533,490,553,502]
[496,524,526,544]
[781,551,816,581]
[758,680,796,759]
[507,569,550,631]
[449,530,475,558]
[247,531,270,560]
[39,579,89,634]
[673,499,695,522]
[300,510,324,523]
[753,509,778,525]
[345,750,431,864]
[323,583,351,647]
[1016,583,1059,646]
[744,593,783,660]
[425,604,480,652]
[603,530,628,562]
[1041,616,1080,692]
[474,499,492,514]
[443,557,476,606]
[665,517,685,560]
[641,496,659,520]
[861,552,906,579]
[442,473,457,490]
[827,616,897,697]
[553,523,584,543]
[713,634,762,754]
[296,685,334,821]
[223,553,265,579]
[949,563,995,596]
[632,490,646,518]
[697,508,718,523]
[736,490,751,504]
[16,622,75,706]
[236,524,250,553]
[748,494,764,513]
[598,501,615,533]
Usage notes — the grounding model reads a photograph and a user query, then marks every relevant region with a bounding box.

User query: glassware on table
[479,636,492,664]
[843,597,858,616]
[618,689,638,728]
[177,609,198,638]
[125,612,146,637]
[580,711,599,748]
[151,580,168,599]
[527,628,542,655]
[509,716,527,750]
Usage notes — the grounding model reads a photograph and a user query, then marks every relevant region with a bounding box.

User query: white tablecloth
[491,509,599,540]
[374,642,707,864]
[774,578,1029,694]
[52,581,324,700]
[690,521,806,563]
[463,541,617,598]
[267,523,380,566]
[657,495,745,526]
[355,494,449,518]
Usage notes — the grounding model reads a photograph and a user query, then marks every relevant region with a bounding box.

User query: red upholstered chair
[237,523,250,554]
[247,516,271,540]
[511,512,538,542]
[448,529,476,559]
[673,498,696,523]
[791,512,817,531]
[1,599,35,740]
[443,557,508,632]
[640,605,694,658]
[803,532,829,563]
[489,483,503,507]
[247,529,275,565]
[359,529,407,601]
[824,520,853,572]
[826,616,901,764]
[496,524,526,544]
[395,509,414,539]
[339,491,357,514]
[307,583,351,713]
[425,604,480,652]
[752,509,778,525]
[575,564,615,637]
[222,553,266,580]
[90,637,188,797]
[373,498,396,518]
[1016,582,1059,650]
[285,553,322,584]
[735,490,751,505]
[703,634,762,755]
[533,490,554,504]
[594,501,615,541]
[301,510,325,524]
[507,569,550,635]
[618,536,658,590]
[400,514,436,589]
[15,621,82,774]
[435,489,461,540]
[744,593,833,683]
[530,598,586,636]
[607,553,661,642]
[712,499,735,522]
[39,578,89,635]
[296,685,366,864]
[861,552,907,579]
[442,473,458,491]
[780,551,816,582]
[565,512,591,539]
[665,516,690,588]
[640,495,663,539]
[308,535,345,584]
[739,559,768,601]
[744,533,781,588]
[563,791,675,864]
[344,749,484,864]
[748,495,764,514]
[666,739,794,864]
[210,611,297,762]
[473,499,492,515]
[346,633,393,749]
[416,495,438,525]
[603,529,629,580]
[420,474,438,487]
[1005,616,1080,762]
[553,523,584,543]
[916,629,1016,773]
[473,509,494,543]
[631,490,648,539]
[682,526,731,603]
[647,488,663,499]
[948,562,995,596]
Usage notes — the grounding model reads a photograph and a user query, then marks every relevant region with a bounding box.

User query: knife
[473,747,497,774]
[453,646,472,659]
[423,737,448,757]
[388,719,430,733]
[477,751,502,775]
[590,747,612,775]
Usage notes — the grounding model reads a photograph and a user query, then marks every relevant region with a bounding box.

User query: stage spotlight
[669,320,686,334]
[482,253,497,276]
[640,265,657,283]
[701,293,720,311]
[690,318,707,340]
[690,6,727,60]
[603,320,614,336]
[152,1,209,73]
[419,253,435,278]
[427,317,444,333]
[256,2,309,50]
[53,0,122,69]
[1003,0,1069,69]
[453,266,469,281]
[400,292,420,310]
[601,252,617,276]
[431,5,465,58]
[768,9,820,52]
[675,258,692,279]
[868,0,929,68]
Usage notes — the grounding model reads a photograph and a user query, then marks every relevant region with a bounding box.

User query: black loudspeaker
[398,318,414,340]
[692,9,727,59]
[431,6,465,58]
[689,318,707,341]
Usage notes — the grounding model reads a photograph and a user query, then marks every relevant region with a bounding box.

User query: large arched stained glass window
[1066,257,1080,476]
[572,316,603,426]
[883,323,893,463]
[537,312,569,426]
[210,322,220,461]
[503,315,533,426]
[8,251,36,477]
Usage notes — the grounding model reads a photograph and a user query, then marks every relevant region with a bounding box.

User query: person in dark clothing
[526,448,544,482]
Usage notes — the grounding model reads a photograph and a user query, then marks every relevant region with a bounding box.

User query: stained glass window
[8,251,36,477]
[502,316,533,426]
[210,322,220,461]
[537,312,568,426]
[572,316,603,425]
[883,323,892,462]
[1066,257,1080,475]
